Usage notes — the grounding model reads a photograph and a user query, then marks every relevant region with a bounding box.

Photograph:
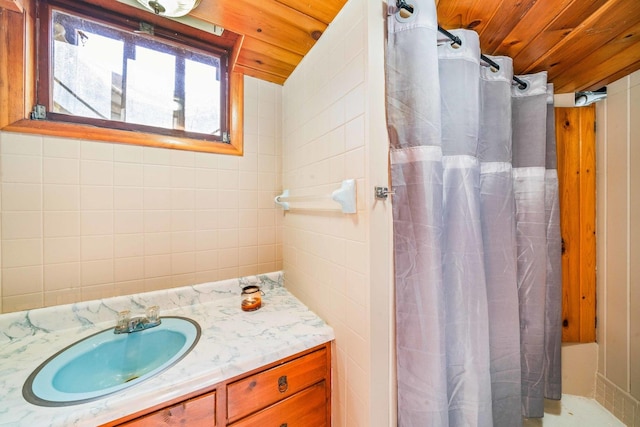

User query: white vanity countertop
[0,272,334,427]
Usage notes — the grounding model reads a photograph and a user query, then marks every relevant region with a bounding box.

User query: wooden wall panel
[0,7,28,128]
[579,106,596,342]
[557,107,581,342]
[0,0,23,12]
[556,105,596,343]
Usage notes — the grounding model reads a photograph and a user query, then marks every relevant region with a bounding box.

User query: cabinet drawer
[227,348,327,421]
[229,381,326,427]
[119,391,216,426]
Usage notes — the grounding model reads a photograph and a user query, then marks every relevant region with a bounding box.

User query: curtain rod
[394,1,528,90]
[436,25,528,90]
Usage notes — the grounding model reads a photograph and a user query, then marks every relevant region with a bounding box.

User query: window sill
[2,119,243,155]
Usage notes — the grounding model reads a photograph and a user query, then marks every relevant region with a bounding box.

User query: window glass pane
[126,46,176,129]
[52,11,124,119]
[185,58,221,136]
[48,7,226,141]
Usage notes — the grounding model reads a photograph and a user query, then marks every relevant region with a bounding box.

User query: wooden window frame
[0,0,245,155]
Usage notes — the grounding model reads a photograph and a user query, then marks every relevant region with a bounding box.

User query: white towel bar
[274,179,356,214]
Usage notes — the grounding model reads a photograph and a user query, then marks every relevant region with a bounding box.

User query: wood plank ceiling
[435,0,640,93]
[191,0,348,85]
[186,0,640,93]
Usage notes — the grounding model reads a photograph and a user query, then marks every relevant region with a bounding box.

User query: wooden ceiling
[185,0,640,93]
[436,0,640,94]
[190,0,348,85]
[6,0,634,91]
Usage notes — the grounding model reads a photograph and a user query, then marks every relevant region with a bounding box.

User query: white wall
[561,343,598,397]
[0,76,283,314]
[281,0,393,425]
[594,69,640,425]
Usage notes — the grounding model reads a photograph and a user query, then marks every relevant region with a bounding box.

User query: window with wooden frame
[0,0,245,155]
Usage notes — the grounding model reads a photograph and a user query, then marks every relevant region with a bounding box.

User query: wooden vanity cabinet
[116,391,217,426]
[227,346,328,422]
[229,381,327,427]
[104,343,331,427]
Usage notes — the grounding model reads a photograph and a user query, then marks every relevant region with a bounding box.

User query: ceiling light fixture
[135,0,201,17]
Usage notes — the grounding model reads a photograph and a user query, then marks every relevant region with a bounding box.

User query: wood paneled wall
[556,105,597,343]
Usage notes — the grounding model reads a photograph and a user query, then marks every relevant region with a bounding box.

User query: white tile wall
[281,0,386,425]
[596,374,639,426]
[0,76,282,313]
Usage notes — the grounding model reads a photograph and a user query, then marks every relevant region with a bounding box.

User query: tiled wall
[0,76,283,314]
[281,0,393,426]
[594,69,640,425]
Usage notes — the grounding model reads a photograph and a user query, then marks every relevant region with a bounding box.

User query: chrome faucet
[114,305,161,334]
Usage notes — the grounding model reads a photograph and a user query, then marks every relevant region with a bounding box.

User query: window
[0,0,244,156]
[40,1,228,142]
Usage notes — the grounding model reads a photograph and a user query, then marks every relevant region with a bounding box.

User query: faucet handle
[116,310,131,330]
[146,305,160,323]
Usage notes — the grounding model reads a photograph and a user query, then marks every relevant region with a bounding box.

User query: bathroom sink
[23,316,200,406]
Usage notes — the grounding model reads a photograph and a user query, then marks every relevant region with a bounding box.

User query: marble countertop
[0,272,334,426]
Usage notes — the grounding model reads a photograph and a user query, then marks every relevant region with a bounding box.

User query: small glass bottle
[241,285,262,311]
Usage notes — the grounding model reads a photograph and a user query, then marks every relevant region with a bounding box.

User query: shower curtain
[385,1,562,425]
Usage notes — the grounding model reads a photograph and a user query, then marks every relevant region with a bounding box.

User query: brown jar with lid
[241,285,262,311]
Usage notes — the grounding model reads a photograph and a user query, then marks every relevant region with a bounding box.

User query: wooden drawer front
[119,391,216,426]
[229,381,327,427]
[227,348,327,421]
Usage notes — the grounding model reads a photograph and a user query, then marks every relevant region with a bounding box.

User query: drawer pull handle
[280,424,288,427]
[278,375,288,393]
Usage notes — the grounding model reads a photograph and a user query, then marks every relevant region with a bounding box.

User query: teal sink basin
[23,316,200,406]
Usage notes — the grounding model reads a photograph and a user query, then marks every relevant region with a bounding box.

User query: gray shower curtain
[385,1,562,425]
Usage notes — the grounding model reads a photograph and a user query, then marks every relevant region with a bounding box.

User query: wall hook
[375,186,395,200]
